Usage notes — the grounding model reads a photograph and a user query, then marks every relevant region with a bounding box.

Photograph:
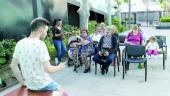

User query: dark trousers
[93,53,115,69]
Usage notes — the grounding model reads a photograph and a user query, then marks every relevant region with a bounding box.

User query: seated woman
[124,25,144,69]
[68,29,93,73]
[90,26,102,54]
[125,25,144,45]
[91,26,102,43]
[93,26,117,75]
[79,29,94,73]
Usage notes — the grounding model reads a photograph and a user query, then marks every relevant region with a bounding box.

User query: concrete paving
[1,27,170,96]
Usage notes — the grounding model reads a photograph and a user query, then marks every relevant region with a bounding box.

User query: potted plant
[156,16,170,29]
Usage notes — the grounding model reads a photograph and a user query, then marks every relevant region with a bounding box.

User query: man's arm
[10,58,25,86]
[43,61,65,73]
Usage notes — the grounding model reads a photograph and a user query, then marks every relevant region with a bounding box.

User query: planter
[156,22,170,29]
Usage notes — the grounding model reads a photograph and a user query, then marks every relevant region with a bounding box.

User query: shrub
[160,17,170,22]
[44,36,56,60]
[88,21,98,35]
[0,39,16,65]
[112,16,128,32]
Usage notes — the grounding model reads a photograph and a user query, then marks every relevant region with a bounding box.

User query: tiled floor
[1,27,170,96]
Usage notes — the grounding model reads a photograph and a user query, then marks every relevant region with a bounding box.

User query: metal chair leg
[145,61,147,82]
[114,58,116,77]
[122,59,125,79]
[95,62,97,74]
[163,52,165,70]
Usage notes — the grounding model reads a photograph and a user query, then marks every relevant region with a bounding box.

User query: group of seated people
[67,23,160,75]
[67,23,119,74]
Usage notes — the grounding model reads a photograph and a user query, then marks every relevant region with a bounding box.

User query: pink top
[126,32,143,45]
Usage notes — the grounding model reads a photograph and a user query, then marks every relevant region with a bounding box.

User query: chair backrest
[156,36,166,44]
[125,44,145,57]
[119,35,126,43]
[157,39,164,49]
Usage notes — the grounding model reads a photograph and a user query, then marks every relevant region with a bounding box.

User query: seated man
[10,18,68,96]
[93,26,117,75]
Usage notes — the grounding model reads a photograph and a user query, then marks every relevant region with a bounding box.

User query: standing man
[10,18,68,96]
[52,19,67,65]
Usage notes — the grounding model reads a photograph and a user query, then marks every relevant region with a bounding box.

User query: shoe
[101,69,105,75]
[105,67,109,74]
[84,68,90,73]
[57,61,61,65]
[101,66,105,75]
[55,58,59,65]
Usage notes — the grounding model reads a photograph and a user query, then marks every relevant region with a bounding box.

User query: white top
[13,38,52,90]
[146,42,159,50]
[91,33,102,42]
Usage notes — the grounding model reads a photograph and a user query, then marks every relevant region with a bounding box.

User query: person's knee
[107,59,113,64]
[93,54,99,62]
[107,56,114,64]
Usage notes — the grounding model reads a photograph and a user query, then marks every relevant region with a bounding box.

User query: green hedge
[88,21,98,35]
[0,39,16,65]
[112,16,128,32]
[160,17,170,22]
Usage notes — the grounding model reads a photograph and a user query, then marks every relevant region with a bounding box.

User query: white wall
[68,0,117,15]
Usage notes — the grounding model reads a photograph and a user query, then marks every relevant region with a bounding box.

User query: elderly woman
[125,25,144,45]
[68,29,93,73]
[124,25,144,70]
[93,26,118,75]
[79,29,94,73]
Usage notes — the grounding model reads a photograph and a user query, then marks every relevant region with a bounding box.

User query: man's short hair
[30,18,50,32]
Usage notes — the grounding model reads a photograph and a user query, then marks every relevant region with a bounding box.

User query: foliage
[160,16,170,22]
[45,24,80,59]
[88,21,98,35]
[63,24,79,33]
[63,24,80,48]
[0,39,16,65]
[112,16,128,32]
[160,0,169,12]
[44,36,56,60]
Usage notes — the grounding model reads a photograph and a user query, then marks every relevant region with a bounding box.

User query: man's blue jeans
[93,53,115,68]
[39,81,60,91]
[53,40,67,62]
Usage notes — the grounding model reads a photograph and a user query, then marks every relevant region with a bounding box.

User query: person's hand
[58,88,69,96]
[76,42,82,46]
[71,43,77,47]
[99,51,103,56]
[104,51,109,56]
[20,81,26,87]
[57,62,66,70]
[60,33,64,36]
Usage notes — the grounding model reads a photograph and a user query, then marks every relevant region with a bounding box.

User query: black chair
[117,35,126,62]
[155,36,167,60]
[94,54,119,76]
[122,44,147,82]
[145,38,166,70]
[119,35,126,46]
[94,45,120,76]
